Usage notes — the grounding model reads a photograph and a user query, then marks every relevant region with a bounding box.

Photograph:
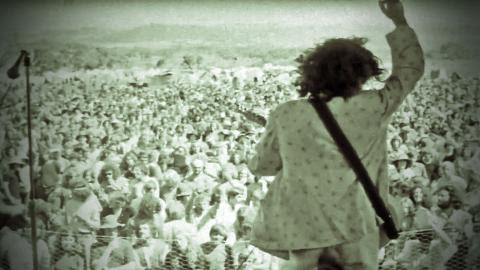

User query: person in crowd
[133,174,160,200]
[440,141,458,163]
[53,230,84,270]
[101,191,128,220]
[137,150,163,180]
[83,168,102,195]
[133,192,165,237]
[190,142,209,164]
[119,151,138,178]
[421,184,474,270]
[216,170,247,202]
[0,214,50,270]
[391,152,416,181]
[163,201,206,270]
[185,158,216,195]
[398,197,416,231]
[418,150,440,182]
[0,170,26,229]
[37,148,65,201]
[432,161,467,194]
[90,215,139,270]
[200,224,236,270]
[231,212,272,270]
[164,234,206,270]
[175,183,194,209]
[171,147,190,177]
[232,206,255,241]
[160,170,181,205]
[0,214,34,270]
[163,200,197,240]
[187,193,214,243]
[100,163,130,194]
[133,222,169,269]
[63,171,102,233]
[388,136,409,155]
[3,156,29,205]
[408,185,432,230]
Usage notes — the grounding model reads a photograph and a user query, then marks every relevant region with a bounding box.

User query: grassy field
[1,0,479,76]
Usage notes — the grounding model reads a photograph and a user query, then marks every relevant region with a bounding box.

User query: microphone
[7,50,28,80]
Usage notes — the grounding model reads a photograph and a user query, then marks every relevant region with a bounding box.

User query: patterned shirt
[248,25,424,255]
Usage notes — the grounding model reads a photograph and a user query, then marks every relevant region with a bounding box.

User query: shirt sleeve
[248,110,282,176]
[380,25,425,117]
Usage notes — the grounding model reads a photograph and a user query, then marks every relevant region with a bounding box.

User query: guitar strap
[308,96,399,240]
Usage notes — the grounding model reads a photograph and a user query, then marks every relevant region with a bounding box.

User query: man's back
[270,93,391,193]
[248,20,424,258]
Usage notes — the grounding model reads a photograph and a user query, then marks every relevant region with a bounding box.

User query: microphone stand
[10,51,39,270]
[25,52,39,270]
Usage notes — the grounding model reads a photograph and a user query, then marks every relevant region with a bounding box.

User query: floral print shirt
[248,25,424,256]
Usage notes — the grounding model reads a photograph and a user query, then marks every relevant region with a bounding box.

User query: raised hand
[379,0,407,26]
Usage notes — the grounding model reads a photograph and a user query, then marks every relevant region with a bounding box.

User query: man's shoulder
[271,99,309,116]
[275,99,305,110]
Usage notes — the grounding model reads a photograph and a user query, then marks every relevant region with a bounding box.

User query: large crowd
[0,62,479,269]
[381,72,480,270]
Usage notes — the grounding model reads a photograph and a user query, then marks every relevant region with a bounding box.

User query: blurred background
[1,0,479,76]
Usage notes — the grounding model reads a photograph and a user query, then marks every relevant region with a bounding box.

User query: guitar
[235,105,267,127]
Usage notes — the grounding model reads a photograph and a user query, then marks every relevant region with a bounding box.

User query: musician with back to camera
[247,0,424,269]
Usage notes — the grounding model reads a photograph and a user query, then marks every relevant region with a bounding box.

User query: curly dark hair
[296,37,384,100]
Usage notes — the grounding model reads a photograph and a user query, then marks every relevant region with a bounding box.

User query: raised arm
[379,0,425,117]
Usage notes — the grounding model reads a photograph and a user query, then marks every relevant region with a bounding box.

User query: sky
[1,0,479,75]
